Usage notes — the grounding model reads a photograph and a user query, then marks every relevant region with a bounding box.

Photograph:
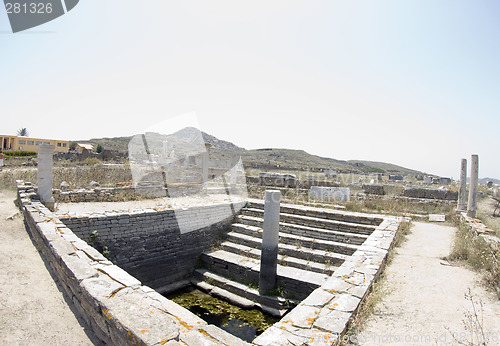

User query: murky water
[166,286,279,342]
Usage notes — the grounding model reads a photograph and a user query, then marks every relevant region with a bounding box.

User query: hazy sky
[1,1,499,179]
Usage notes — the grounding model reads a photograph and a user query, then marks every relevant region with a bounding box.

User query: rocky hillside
[84,128,425,176]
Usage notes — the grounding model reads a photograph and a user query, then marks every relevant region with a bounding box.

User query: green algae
[166,287,279,336]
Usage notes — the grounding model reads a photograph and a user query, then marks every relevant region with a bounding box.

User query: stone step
[220,232,345,266]
[192,269,298,316]
[200,250,329,301]
[220,241,337,275]
[237,215,368,245]
[246,199,383,226]
[241,208,376,235]
[231,223,358,255]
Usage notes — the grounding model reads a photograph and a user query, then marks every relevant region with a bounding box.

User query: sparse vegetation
[448,217,500,298]
[266,285,286,298]
[0,165,132,190]
[3,151,37,157]
[89,230,111,259]
[247,281,258,290]
[445,288,490,346]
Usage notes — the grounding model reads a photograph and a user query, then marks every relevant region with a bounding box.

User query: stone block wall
[16,181,250,345]
[53,187,136,202]
[362,184,386,195]
[53,184,203,203]
[59,202,245,293]
[403,187,458,201]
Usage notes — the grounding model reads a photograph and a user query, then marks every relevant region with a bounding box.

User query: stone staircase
[191,199,383,316]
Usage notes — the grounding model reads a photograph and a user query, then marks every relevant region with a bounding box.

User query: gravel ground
[0,190,102,345]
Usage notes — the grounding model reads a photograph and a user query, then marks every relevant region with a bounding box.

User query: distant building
[324,169,338,178]
[0,134,69,153]
[75,143,95,154]
[439,177,452,185]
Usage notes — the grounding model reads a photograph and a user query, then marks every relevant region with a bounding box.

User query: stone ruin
[18,179,402,344]
[14,140,406,344]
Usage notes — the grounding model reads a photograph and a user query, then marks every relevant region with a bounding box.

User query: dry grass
[0,165,132,191]
[449,216,500,299]
[477,197,500,238]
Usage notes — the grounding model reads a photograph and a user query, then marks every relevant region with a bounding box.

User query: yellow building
[0,135,70,153]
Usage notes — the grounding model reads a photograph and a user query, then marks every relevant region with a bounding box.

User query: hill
[479,177,500,186]
[348,160,424,176]
[81,128,426,176]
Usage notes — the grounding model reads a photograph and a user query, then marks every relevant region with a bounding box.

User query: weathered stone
[362,184,385,195]
[94,263,141,287]
[302,288,335,307]
[403,187,458,201]
[199,325,251,346]
[105,288,180,345]
[37,144,55,210]
[457,159,467,211]
[278,305,320,329]
[259,190,281,295]
[326,293,361,312]
[61,253,99,283]
[429,214,446,222]
[80,275,125,310]
[322,277,354,293]
[60,181,71,191]
[253,326,309,346]
[313,310,351,334]
[467,154,479,218]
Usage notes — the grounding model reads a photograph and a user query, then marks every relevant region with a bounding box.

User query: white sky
[1,1,499,179]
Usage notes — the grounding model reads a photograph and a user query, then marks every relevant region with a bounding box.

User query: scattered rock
[429,214,446,222]
[6,212,19,221]
[60,181,70,191]
[88,181,100,188]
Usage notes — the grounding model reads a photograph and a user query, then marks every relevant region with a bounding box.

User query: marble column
[467,155,479,218]
[37,144,55,210]
[259,190,281,295]
[457,158,467,211]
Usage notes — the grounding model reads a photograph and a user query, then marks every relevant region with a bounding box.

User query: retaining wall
[58,201,245,293]
[253,215,403,345]
[53,183,203,203]
[17,181,250,345]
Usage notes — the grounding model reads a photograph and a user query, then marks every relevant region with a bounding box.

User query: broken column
[457,158,467,211]
[37,144,55,211]
[259,190,281,295]
[467,154,479,218]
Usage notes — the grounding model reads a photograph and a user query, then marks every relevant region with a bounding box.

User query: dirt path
[0,190,100,345]
[355,222,500,345]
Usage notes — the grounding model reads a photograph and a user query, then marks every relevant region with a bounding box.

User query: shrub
[450,217,500,298]
[4,151,37,157]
